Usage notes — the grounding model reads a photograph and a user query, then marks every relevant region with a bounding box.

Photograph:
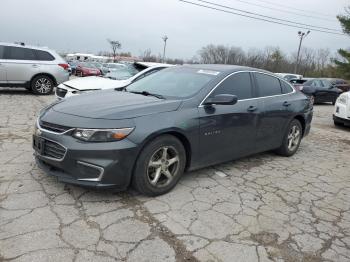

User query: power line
[178,0,345,35]
[228,0,337,22]
[254,0,336,18]
[196,0,342,32]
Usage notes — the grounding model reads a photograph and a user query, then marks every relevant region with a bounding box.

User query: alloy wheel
[287,125,301,151]
[147,146,180,188]
[35,78,52,94]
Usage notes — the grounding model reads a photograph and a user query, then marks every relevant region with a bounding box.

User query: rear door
[0,45,6,83]
[198,72,260,165]
[3,46,39,84]
[253,72,293,151]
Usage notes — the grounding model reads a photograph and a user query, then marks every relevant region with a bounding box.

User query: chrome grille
[39,121,71,133]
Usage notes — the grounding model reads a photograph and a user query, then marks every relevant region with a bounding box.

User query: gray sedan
[33,65,313,196]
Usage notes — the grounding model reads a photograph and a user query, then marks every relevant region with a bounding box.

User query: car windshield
[105,68,137,80]
[91,63,102,68]
[107,64,125,69]
[126,67,218,98]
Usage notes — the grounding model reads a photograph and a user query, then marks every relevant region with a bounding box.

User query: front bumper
[333,115,350,126]
[33,128,139,189]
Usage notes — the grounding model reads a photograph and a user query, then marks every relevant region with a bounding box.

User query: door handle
[32,64,39,68]
[247,105,257,112]
[283,101,291,107]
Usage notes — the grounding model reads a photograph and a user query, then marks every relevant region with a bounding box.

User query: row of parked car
[277,73,350,127]
[67,61,133,77]
[56,62,173,98]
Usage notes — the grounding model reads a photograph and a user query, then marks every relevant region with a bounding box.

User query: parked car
[103,63,126,72]
[90,62,109,75]
[289,78,308,91]
[275,73,303,81]
[301,78,342,105]
[333,91,350,126]
[104,67,138,80]
[75,62,102,77]
[68,61,79,75]
[0,42,69,95]
[325,78,350,92]
[55,62,173,99]
[34,65,313,196]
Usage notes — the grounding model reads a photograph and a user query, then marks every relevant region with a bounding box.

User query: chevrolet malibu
[33,65,313,196]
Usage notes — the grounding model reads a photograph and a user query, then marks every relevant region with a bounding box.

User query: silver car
[0,42,69,95]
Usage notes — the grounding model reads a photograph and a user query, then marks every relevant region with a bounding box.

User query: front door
[198,72,259,166]
[4,46,39,84]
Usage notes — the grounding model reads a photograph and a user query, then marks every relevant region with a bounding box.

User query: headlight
[72,127,134,142]
[338,94,348,105]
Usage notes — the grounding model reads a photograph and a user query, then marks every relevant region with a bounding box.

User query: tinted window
[321,80,332,88]
[126,67,216,98]
[0,46,4,59]
[255,73,282,96]
[5,46,36,60]
[35,50,54,61]
[281,80,294,94]
[310,80,324,87]
[211,72,253,100]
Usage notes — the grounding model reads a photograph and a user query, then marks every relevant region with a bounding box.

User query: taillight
[58,63,69,70]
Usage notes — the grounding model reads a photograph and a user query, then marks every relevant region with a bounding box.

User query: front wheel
[31,75,54,95]
[275,119,302,157]
[132,135,186,196]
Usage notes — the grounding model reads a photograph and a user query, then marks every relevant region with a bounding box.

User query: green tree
[334,9,350,78]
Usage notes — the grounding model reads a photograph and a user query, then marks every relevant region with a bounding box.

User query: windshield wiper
[128,90,164,99]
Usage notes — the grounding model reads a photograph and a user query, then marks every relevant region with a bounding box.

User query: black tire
[31,75,54,95]
[132,135,186,196]
[275,119,303,157]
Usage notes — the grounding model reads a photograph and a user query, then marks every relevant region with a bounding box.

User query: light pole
[294,30,310,74]
[162,35,168,63]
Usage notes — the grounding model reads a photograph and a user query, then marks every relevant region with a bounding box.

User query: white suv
[0,42,69,95]
[334,91,350,127]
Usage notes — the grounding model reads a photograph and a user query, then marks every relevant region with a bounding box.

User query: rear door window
[211,72,253,100]
[255,73,282,97]
[5,46,36,60]
[280,80,294,94]
[35,50,55,61]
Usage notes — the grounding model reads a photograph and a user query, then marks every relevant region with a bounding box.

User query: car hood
[51,90,182,120]
[63,76,129,90]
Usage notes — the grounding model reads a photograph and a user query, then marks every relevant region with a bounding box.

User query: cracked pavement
[1,88,350,261]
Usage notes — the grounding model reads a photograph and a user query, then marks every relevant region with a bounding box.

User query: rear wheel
[275,119,302,157]
[132,135,186,196]
[31,75,54,95]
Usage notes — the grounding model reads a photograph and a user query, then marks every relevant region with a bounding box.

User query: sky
[0,0,349,59]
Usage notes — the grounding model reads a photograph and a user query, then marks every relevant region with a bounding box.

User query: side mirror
[203,94,238,106]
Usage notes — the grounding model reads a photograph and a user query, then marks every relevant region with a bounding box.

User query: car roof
[0,42,52,52]
[181,64,270,74]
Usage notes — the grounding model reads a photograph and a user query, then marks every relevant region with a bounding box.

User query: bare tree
[107,39,121,62]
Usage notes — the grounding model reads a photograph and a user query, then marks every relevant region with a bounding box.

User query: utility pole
[294,30,310,74]
[162,35,168,63]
